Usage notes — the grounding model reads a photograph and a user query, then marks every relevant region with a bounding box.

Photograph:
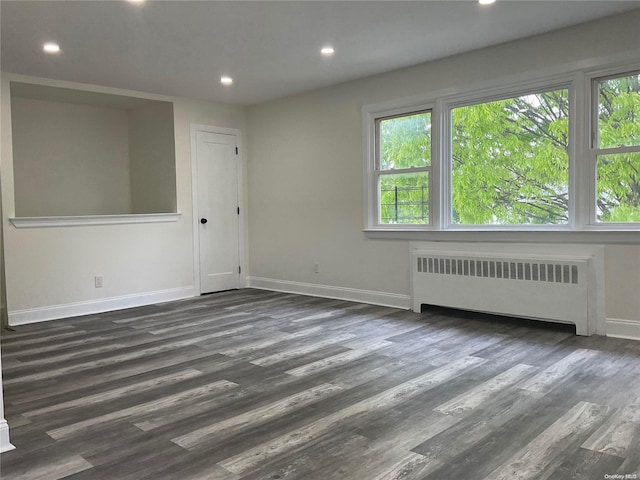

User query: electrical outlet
[95,275,104,288]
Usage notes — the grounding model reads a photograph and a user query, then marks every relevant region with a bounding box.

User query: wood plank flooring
[1,288,640,480]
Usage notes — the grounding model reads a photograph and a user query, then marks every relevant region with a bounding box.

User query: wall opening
[10,82,177,217]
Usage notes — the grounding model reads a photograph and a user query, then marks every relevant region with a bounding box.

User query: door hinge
[235,147,238,155]
[238,265,242,274]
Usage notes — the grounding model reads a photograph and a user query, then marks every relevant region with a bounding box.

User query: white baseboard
[246,277,411,310]
[8,286,197,326]
[0,419,15,453]
[606,318,640,341]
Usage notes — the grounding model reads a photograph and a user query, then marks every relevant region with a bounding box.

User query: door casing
[190,124,246,294]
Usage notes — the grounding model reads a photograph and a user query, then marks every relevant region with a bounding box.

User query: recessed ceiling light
[127,0,145,3]
[479,0,496,4]
[220,76,233,86]
[320,46,335,57]
[43,42,61,53]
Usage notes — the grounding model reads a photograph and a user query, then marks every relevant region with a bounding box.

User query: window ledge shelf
[363,228,640,245]
[10,213,182,228]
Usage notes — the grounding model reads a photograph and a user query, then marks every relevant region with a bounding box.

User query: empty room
[1,1,640,479]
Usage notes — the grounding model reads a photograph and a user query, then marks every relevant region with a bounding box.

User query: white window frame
[586,66,640,230]
[363,56,640,238]
[441,77,577,231]
[375,107,434,227]
[364,102,436,230]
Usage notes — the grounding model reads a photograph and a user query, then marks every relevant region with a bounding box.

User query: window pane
[598,72,640,149]
[379,172,428,224]
[379,112,431,170]
[597,152,640,222]
[451,89,569,225]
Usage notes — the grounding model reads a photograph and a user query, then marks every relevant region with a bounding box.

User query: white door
[195,130,241,293]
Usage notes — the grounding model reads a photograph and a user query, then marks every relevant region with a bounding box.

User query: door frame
[190,124,246,295]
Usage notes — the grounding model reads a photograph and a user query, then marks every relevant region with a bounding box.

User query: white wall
[605,246,640,322]
[1,75,246,323]
[0,76,15,454]
[246,11,640,333]
[11,97,132,216]
[0,191,10,453]
[0,166,5,328]
[128,102,177,214]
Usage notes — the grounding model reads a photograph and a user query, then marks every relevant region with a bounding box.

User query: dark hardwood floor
[1,289,639,480]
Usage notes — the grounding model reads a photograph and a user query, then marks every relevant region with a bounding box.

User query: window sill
[10,213,182,228]
[363,228,640,244]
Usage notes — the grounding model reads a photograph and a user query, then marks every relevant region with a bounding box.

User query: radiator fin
[417,256,580,284]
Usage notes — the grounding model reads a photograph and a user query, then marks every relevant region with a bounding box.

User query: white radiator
[411,248,596,335]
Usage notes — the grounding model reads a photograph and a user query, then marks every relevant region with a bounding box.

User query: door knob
[200,218,208,224]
